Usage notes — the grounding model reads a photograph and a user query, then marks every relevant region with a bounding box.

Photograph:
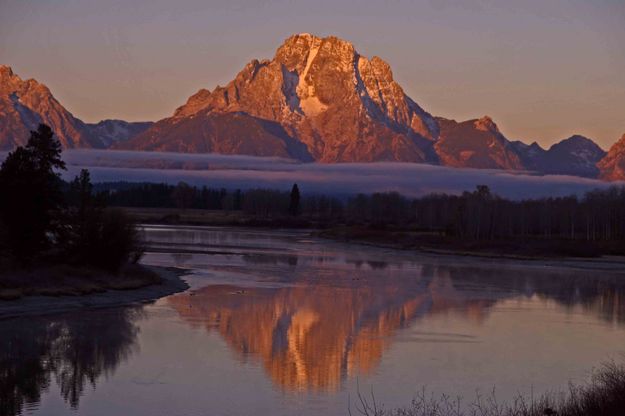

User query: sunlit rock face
[121,34,440,162]
[1,36,612,176]
[167,273,493,392]
[434,116,524,170]
[598,134,625,181]
[0,65,99,149]
[127,33,602,171]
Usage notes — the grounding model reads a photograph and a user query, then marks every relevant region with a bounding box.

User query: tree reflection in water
[438,264,625,326]
[0,306,142,416]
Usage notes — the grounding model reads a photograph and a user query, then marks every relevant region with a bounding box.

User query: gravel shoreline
[0,266,189,320]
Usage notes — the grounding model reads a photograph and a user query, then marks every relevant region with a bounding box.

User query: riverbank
[0,266,189,320]
[0,263,163,300]
[122,207,625,260]
[123,206,314,228]
[317,226,625,260]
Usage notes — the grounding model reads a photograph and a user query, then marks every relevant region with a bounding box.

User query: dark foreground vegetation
[0,124,151,299]
[97,177,625,258]
[350,361,625,416]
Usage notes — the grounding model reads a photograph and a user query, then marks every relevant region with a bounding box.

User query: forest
[97,181,625,244]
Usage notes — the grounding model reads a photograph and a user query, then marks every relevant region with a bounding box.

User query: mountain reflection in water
[0,307,142,416]
[3,226,625,415]
[168,263,625,392]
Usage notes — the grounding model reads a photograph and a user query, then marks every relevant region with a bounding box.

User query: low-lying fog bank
[3,149,620,199]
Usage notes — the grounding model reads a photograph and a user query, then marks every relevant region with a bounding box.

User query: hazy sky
[1,0,624,148]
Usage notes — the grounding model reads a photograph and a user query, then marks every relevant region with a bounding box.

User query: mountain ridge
[127,33,440,163]
[598,134,625,181]
[0,64,98,149]
[0,66,152,149]
[1,33,624,181]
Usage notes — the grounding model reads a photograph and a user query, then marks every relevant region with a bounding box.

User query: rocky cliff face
[0,65,99,149]
[125,34,571,170]
[598,134,625,181]
[121,34,440,162]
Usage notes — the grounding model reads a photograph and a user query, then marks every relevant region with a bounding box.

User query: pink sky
[1,0,624,148]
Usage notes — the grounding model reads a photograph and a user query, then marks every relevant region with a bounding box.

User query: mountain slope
[124,33,562,169]
[122,34,440,162]
[118,111,312,160]
[1,36,615,180]
[510,140,545,171]
[513,135,606,177]
[598,134,625,181]
[434,116,523,170]
[539,135,606,177]
[0,65,99,149]
[86,119,153,147]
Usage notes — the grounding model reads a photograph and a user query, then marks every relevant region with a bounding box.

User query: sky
[1,0,624,149]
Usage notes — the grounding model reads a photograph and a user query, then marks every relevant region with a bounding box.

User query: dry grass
[122,207,249,225]
[0,263,161,300]
[318,226,623,259]
[349,362,625,416]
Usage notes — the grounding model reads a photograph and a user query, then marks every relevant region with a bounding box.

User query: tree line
[346,185,625,242]
[97,179,625,242]
[3,123,624,262]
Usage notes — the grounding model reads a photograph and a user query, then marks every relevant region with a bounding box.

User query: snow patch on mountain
[296,38,327,116]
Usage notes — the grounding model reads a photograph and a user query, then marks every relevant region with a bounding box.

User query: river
[2,225,625,415]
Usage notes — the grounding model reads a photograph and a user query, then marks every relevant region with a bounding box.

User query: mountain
[119,111,313,159]
[0,65,99,149]
[119,33,440,162]
[539,135,606,177]
[0,65,151,150]
[86,119,153,147]
[510,140,545,171]
[513,135,606,178]
[121,33,587,171]
[598,134,625,181]
[435,116,523,170]
[0,36,615,180]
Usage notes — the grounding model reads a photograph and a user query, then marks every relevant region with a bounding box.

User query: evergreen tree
[289,183,301,216]
[0,124,66,261]
[68,169,94,216]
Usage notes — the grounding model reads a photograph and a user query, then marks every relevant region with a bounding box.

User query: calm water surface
[2,225,625,415]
